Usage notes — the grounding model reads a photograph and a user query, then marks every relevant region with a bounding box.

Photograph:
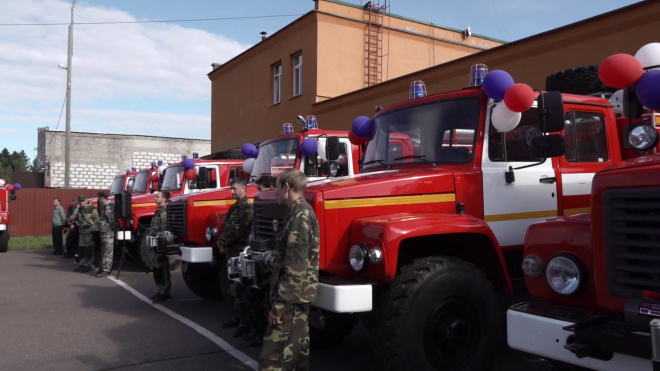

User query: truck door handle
[539,177,556,184]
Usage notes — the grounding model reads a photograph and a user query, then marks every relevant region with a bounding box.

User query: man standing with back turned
[259,169,319,371]
[93,192,117,278]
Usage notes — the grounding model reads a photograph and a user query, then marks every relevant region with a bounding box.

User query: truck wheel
[374,257,500,371]
[0,231,8,253]
[181,262,223,301]
[545,65,617,96]
[310,312,359,349]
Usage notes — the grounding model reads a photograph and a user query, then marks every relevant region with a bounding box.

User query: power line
[0,14,303,27]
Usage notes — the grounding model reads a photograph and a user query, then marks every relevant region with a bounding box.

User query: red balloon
[504,83,535,112]
[599,53,643,89]
[5,184,13,191]
[150,173,159,183]
[348,131,367,146]
[185,168,197,180]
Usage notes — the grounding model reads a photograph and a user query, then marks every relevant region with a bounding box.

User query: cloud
[0,0,250,153]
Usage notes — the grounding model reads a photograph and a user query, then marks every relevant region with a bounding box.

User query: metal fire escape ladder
[363,1,387,87]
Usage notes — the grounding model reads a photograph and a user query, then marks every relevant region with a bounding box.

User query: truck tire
[545,65,617,96]
[310,312,359,349]
[0,231,8,253]
[374,257,500,371]
[181,261,223,301]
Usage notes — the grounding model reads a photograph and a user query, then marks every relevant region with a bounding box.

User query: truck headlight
[205,226,212,242]
[545,254,583,296]
[521,255,543,278]
[349,243,368,271]
[627,123,659,151]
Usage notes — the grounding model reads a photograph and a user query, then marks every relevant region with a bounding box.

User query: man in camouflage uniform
[219,177,253,337]
[73,195,100,274]
[93,192,117,278]
[259,169,319,371]
[149,190,172,304]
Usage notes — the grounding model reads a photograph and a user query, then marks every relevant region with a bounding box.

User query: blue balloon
[182,158,195,170]
[483,70,514,100]
[351,116,373,138]
[13,183,21,190]
[637,70,660,111]
[300,138,319,157]
[241,143,259,158]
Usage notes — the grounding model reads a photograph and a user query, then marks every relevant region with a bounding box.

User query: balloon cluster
[483,70,536,132]
[599,42,660,111]
[349,116,374,146]
[5,183,20,191]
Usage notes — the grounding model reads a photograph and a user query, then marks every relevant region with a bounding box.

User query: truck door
[482,108,558,247]
[558,110,613,216]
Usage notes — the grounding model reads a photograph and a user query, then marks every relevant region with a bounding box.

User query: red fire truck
[125,155,245,264]
[166,119,366,300]
[232,69,660,369]
[0,179,19,253]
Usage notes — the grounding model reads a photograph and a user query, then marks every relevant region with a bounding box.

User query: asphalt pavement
[0,249,581,370]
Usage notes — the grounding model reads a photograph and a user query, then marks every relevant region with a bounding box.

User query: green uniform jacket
[219,196,253,254]
[78,205,100,234]
[270,197,320,318]
[149,204,166,236]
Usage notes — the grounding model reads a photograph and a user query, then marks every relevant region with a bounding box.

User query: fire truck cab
[166,122,366,300]
[0,179,19,253]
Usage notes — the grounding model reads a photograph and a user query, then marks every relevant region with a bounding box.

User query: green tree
[0,148,33,180]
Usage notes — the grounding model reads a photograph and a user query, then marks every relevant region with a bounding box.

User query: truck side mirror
[538,91,565,132]
[623,85,643,120]
[531,134,565,158]
[326,136,340,161]
[197,166,209,189]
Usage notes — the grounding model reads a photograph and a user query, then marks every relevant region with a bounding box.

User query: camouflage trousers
[152,253,171,295]
[99,231,114,272]
[78,232,95,267]
[258,304,311,371]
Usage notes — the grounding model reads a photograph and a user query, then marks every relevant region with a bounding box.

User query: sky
[0,0,642,161]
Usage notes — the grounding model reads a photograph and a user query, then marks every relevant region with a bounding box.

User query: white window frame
[273,63,282,104]
[293,53,302,97]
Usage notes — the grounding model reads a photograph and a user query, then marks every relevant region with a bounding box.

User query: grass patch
[8,234,66,250]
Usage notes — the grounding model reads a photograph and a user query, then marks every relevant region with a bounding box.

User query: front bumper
[0,224,6,231]
[313,277,373,313]
[171,246,213,263]
[507,301,652,371]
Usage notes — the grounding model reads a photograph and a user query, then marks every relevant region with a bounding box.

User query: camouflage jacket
[148,204,166,236]
[78,205,100,235]
[99,201,118,234]
[270,197,320,318]
[219,196,253,254]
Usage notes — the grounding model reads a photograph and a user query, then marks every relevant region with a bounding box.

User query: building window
[293,53,302,96]
[273,63,281,104]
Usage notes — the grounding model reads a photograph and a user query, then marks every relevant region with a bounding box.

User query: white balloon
[635,42,660,70]
[491,103,521,132]
[317,142,327,161]
[158,165,166,175]
[242,158,256,174]
[609,89,624,114]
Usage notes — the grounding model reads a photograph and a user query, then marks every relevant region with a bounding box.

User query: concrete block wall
[39,130,211,189]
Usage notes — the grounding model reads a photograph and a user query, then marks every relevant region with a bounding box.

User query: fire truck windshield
[133,171,150,193]
[363,97,480,169]
[162,166,184,191]
[251,138,300,180]
[109,177,124,195]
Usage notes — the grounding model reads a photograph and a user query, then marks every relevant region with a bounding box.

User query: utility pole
[64,0,75,188]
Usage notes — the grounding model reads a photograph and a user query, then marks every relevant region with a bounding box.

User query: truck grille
[253,201,287,240]
[604,188,660,297]
[166,202,187,237]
